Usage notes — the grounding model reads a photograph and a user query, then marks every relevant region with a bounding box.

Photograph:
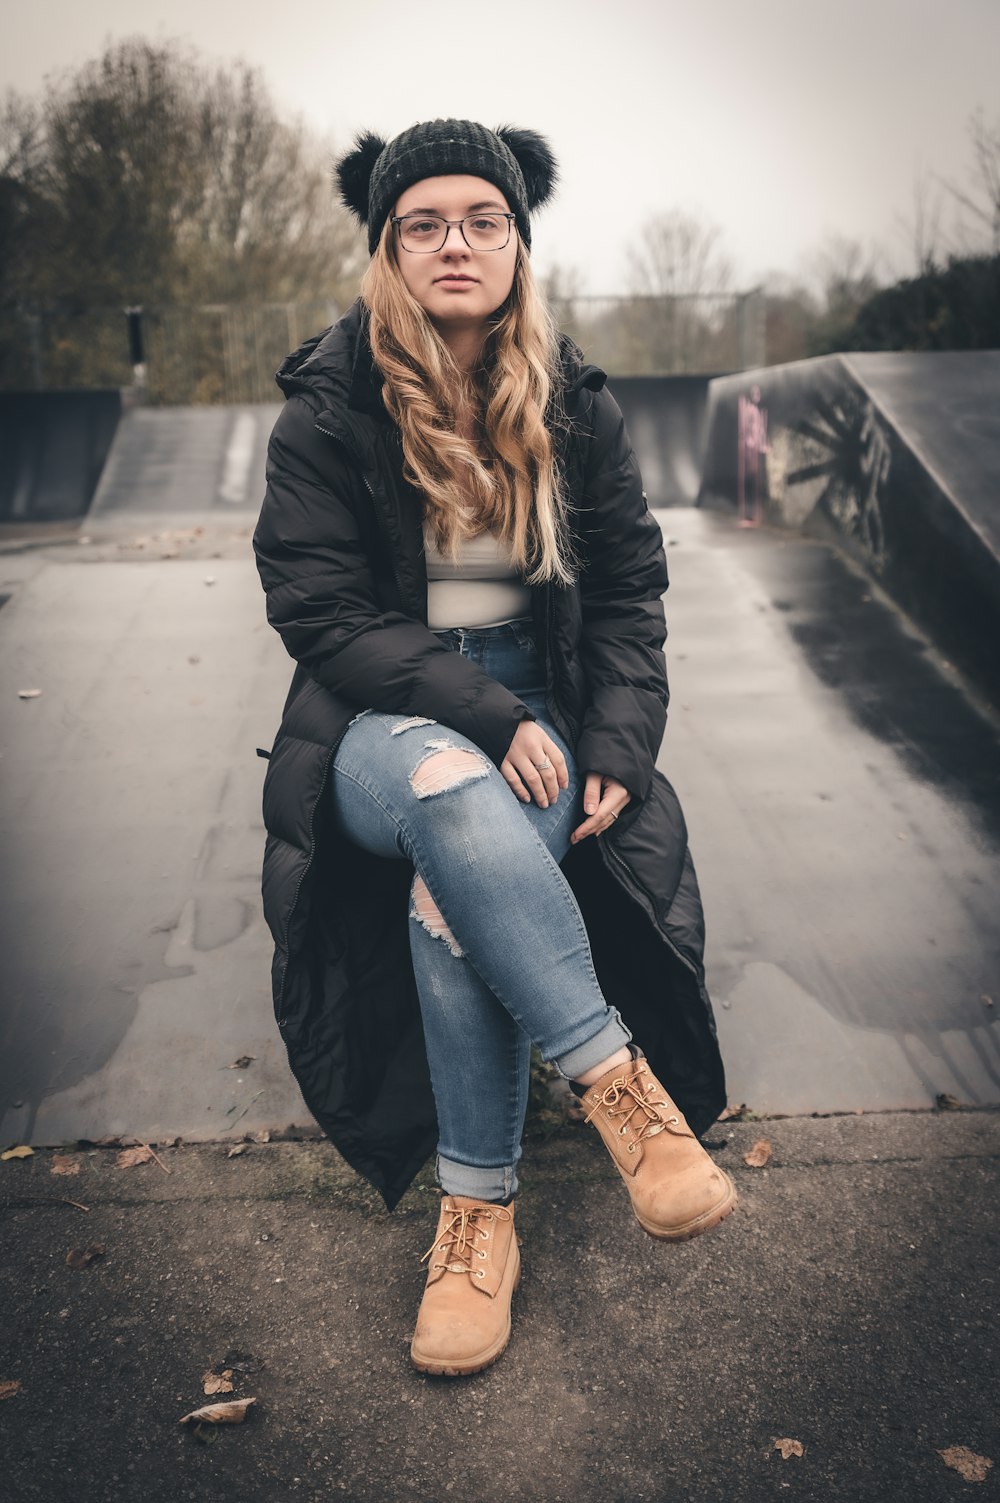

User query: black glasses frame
[390,212,517,253]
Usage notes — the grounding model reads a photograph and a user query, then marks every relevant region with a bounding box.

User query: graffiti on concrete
[737,384,769,527]
[783,388,891,572]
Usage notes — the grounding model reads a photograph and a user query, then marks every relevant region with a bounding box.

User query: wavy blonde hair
[359,215,579,586]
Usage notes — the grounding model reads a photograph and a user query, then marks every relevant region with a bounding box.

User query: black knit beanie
[334,119,558,255]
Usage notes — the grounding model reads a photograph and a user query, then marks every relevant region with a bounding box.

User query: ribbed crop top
[422,508,533,630]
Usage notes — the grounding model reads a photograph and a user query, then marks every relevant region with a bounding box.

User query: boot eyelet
[477,1250,487,1259]
[476,1270,486,1278]
[627,1143,636,1153]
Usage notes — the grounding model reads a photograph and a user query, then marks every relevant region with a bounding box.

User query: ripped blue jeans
[328,616,632,1201]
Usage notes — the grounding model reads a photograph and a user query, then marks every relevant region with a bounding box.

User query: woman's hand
[501,721,569,809]
[570,773,631,844]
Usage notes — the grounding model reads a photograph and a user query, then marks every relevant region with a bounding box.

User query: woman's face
[392,174,519,330]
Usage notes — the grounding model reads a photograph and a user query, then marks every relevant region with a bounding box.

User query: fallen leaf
[201,1368,234,1396]
[179,1397,256,1425]
[1,1145,34,1160]
[744,1138,773,1167]
[66,1244,106,1269]
[937,1446,993,1483]
[253,1129,271,1144]
[116,1145,154,1168]
[0,1380,23,1400]
[227,1056,255,1070]
[17,689,43,699]
[51,1154,81,1176]
[773,1437,804,1459]
[226,1143,248,1158]
[935,1093,962,1111]
[718,1103,749,1122]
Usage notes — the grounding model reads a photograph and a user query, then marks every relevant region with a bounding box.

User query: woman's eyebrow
[402,200,507,214]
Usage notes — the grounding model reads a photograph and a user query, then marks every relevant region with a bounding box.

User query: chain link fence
[0,290,766,403]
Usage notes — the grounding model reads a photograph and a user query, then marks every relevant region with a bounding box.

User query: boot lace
[584,1064,693,1151]
[420,1203,500,1280]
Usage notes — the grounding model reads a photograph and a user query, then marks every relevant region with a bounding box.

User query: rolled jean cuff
[552,1008,633,1082]
[436,1154,519,1203]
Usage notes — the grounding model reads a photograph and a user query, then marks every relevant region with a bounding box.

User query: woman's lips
[435,276,477,286]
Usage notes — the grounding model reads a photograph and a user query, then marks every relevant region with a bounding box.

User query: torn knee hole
[410,874,464,957]
[408,743,490,800]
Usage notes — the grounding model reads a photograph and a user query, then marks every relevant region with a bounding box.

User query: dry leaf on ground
[66,1244,106,1269]
[17,689,43,699]
[718,1103,750,1122]
[1,1145,34,1161]
[116,1145,153,1168]
[0,1380,23,1400]
[935,1093,962,1111]
[179,1398,256,1425]
[227,1056,255,1070]
[51,1154,81,1176]
[227,1143,248,1158]
[937,1446,993,1483]
[773,1438,804,1459]
[201,1368,234,1396]
[744,1138,773,1168]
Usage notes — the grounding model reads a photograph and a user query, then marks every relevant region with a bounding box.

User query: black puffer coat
[253,299,726,1209]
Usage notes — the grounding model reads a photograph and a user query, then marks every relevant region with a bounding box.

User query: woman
[253,119,735,1377]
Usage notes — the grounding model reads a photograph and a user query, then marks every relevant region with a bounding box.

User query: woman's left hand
[569,773,632,844]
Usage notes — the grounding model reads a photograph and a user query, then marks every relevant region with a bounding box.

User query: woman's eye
[470,217,501,231]
[408,219,439,235]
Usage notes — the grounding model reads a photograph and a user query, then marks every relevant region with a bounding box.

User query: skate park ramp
[1,369,999,1150]
[0,391,122,521]
[89,402,281,517]
[609,375,715,506]
[698,350,1000,704]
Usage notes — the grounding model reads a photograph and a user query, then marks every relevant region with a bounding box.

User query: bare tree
[936,106,1000,256]
[627,209,733,298]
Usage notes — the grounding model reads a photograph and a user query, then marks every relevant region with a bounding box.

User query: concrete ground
[1,1109,997,1503]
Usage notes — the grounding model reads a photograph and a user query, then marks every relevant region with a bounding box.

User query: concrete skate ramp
[698,350,1000,705]
[610,375,714,506]
[89,403,281,516]
[0,391,121,521]
[1,501,998,1150]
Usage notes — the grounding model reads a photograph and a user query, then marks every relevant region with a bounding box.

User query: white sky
[5,0,998,295]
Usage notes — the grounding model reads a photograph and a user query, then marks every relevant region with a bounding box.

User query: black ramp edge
[698,351,1000,707]
[0,390,122,522]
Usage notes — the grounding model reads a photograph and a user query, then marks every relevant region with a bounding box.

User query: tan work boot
[410,1195,521,1377]
[580,1049,737,1240]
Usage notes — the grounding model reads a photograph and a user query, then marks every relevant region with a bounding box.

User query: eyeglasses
[391,212,516,253]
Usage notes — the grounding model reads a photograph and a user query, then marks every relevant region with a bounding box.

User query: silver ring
[533,757,552,770]
[609,810,619,820]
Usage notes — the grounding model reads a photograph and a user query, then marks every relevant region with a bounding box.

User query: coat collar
[274,296,608,427]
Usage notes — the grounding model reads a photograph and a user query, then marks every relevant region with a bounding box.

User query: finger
[500,759,531,803]
[549,745,570,790]
[582,772,603,817]
[515,757,550,808]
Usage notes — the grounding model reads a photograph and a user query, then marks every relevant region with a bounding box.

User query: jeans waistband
[431,615,535,641]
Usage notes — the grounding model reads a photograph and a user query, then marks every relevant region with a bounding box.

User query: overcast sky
[5,0,998,295]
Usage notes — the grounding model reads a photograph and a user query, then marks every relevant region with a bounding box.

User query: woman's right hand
[500,721,569,809]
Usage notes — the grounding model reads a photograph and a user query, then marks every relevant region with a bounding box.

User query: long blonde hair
[359,216,579,586]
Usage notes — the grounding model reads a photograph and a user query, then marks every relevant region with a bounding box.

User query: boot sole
[410,1242,521,1378]
[634,1171,739,1242]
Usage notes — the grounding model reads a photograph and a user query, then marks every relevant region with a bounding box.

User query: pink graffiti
[737,385,769,528]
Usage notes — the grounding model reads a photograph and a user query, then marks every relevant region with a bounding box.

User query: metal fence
[0,290,766,404]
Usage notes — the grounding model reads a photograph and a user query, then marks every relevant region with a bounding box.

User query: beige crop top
[422,508,533,630]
